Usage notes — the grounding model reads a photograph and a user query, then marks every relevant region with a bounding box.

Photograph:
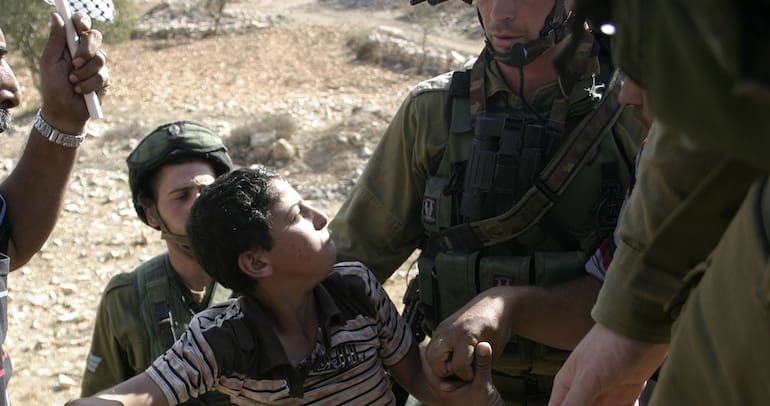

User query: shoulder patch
[410,71,453,96]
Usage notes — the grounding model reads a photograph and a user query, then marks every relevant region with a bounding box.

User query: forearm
[69,372,169,406]
[502,275,601,350]
[389,344,442,405]
[1,125,77,268]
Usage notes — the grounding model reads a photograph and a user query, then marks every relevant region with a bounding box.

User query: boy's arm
[388,343,437,403]
[66,372,169,406]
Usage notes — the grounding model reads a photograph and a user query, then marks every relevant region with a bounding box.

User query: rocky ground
[2,0,483,404]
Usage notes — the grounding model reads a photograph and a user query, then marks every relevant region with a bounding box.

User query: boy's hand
[422,341,503,406]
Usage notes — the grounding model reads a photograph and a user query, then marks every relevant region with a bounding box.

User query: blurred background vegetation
[0,0,237,93]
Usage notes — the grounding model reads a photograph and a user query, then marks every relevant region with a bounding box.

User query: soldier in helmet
[549,0,770,404]
[330,0,646,404]
[80,121,233,405]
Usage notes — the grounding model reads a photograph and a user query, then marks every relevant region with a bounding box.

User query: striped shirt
[147,262,412,405]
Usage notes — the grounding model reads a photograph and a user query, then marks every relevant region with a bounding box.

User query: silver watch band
[33,110,86,148]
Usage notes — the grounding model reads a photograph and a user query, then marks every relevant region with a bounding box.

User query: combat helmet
[127,121,233,227]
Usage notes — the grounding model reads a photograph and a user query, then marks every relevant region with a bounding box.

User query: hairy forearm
[1,128,77,268]
[67,373,169,406]
[502,275,601,350]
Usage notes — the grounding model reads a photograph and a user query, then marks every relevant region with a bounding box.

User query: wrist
[486,286,518,341]
[39,107,87,135]
[34,109,87,148]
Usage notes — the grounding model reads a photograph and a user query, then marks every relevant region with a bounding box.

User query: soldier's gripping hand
[40,11,109,134]
[424,286,514,383]
[548,323,668,406]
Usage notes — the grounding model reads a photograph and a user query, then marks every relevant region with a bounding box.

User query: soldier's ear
[238,249,272,279]
[143,205,160,229]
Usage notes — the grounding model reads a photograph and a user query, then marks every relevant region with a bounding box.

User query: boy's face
[265,179,336,279]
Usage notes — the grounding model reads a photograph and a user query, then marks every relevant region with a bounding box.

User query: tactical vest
[135,255,232,405]
[415,54,635,381]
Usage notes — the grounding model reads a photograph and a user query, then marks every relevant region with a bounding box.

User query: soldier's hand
[425,287,513,382]
[549,323,668,406]
[40,11,109,135]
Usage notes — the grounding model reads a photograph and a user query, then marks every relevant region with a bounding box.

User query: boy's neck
[255,284,320,365]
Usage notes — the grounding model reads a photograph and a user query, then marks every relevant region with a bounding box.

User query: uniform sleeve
[330,87,450,282]
[81,275,146,397]
[146,316,220,405]
[592,123,755,342]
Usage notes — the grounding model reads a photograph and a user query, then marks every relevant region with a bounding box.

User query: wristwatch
[33,109,86,148]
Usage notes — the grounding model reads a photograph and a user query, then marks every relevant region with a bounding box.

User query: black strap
[154,302,175,348]
[429,70,626,253]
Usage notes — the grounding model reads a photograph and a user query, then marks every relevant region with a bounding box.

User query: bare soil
[2,0,482,404]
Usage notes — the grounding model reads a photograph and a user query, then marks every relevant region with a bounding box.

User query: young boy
[69,166,494,405]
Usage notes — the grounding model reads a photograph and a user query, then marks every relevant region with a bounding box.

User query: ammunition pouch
[461,115,558,222]
[416,249,587,375]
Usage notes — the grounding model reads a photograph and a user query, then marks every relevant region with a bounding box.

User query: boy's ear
[238,249,272,279]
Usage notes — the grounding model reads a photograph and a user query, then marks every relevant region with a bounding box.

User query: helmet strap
[149,205,196,257]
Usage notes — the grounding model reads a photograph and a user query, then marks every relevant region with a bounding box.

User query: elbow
[7,240,38,271]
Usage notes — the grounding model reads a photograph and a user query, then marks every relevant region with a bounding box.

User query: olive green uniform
[81,254,232,405]
[593,0,770,403]
[332,50,644,403]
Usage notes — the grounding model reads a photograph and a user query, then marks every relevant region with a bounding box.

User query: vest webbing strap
[430,70,626,253]
[141,263,177,351]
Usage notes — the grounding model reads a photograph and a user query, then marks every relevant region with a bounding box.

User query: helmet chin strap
[484,35,556,68]
[149,205,196,257]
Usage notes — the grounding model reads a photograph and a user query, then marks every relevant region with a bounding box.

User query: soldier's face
[477,0,556,52]
[148,161,217,236]
[0,28,22,134]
